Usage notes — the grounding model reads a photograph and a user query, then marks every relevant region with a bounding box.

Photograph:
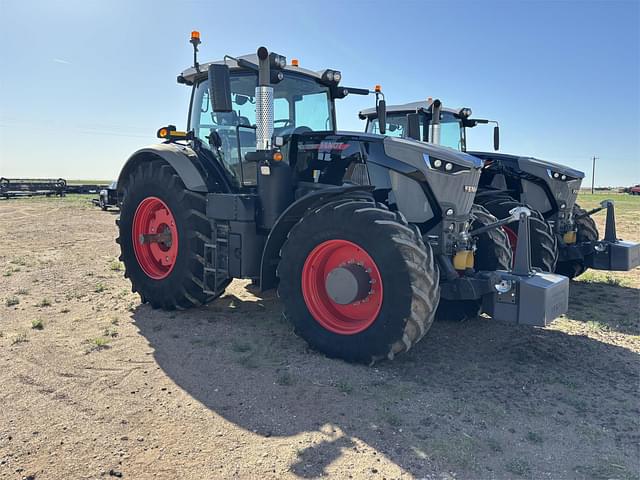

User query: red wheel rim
[132,196,178,280]
[503,226,518,267]
[301,240,383,335]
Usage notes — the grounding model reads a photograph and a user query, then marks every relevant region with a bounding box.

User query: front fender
[259,185,375,291]
[117,143,209,194]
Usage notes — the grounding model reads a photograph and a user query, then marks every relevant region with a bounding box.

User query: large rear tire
[555,203,599,279]
[278,199,440,364]
[435,204,512,322]
[477,195,558,272]
[117,160,229,310]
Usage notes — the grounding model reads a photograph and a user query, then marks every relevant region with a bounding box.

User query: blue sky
[0,0,638,186]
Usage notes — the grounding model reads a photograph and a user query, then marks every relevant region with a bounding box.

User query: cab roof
[179,53,330,85]
[359,100,460,119]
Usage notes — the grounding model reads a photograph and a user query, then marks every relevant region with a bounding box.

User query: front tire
[278,199,440,364]
[477,195,558,272]
[555,203,599,278]
[117,160,229,309]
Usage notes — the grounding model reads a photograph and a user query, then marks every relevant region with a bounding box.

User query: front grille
[425,167,480,217]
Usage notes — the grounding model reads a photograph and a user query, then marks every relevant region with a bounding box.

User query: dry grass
[0,193,637,479]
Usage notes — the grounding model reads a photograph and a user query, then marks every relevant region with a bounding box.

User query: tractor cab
[179,54,384,192]
[362,100,472,151]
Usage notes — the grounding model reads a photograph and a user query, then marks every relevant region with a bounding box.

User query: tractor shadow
[567,279,640,336]
[132,284,639,478]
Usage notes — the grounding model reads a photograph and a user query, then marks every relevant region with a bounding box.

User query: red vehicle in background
[629,185,640,195]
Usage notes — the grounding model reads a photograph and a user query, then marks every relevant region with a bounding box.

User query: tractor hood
[333,131,483,170]
[470,151,584,220]
[304,131,482,219]
[382,137,482,220]
[468,151,585,180]
[387,137,483,169]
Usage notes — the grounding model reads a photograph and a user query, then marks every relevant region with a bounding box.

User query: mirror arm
[343,87,370,96]
[222,55,259,72]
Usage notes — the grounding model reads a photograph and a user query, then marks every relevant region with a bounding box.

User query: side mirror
[208,64,233,113]
[493,125,500,151]
[406,113,420,140]
[376,99,386,135]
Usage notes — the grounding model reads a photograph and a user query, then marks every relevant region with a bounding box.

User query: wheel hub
[325,263,371,305]
[301,239,383,335]
[132,197,178,279]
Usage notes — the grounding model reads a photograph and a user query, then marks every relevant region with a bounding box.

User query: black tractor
[116,35,568,364]
[360,100,640,279]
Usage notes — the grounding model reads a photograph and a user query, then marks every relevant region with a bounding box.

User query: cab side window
[369,117,407,138]
[194,74,258,185]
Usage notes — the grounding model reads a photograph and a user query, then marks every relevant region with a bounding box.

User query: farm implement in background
[0,177,67,198]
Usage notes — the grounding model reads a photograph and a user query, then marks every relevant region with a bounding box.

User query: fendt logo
[464,185,477,193]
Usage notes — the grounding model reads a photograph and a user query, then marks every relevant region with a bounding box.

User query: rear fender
[259,185,375,291]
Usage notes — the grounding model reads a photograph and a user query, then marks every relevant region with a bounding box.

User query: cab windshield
[367,111,464,150]
[193,72,334,137]
[192,72,334,186]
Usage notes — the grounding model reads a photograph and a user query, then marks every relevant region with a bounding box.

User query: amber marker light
[273,152,283,161]
[374,84,382,93]
[291,59,299,67]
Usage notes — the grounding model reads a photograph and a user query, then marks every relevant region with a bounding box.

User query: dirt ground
[1,194,638,480]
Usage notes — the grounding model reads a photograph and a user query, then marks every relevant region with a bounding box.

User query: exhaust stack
[429,99,442,145]
[255,47,274,151]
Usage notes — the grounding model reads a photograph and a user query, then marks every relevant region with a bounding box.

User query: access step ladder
[203,221,230,295]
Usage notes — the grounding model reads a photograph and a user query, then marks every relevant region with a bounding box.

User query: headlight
[269,53,287,70]
[321,69,341,85]
[548,169,574,181]
[425,154,470,174]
